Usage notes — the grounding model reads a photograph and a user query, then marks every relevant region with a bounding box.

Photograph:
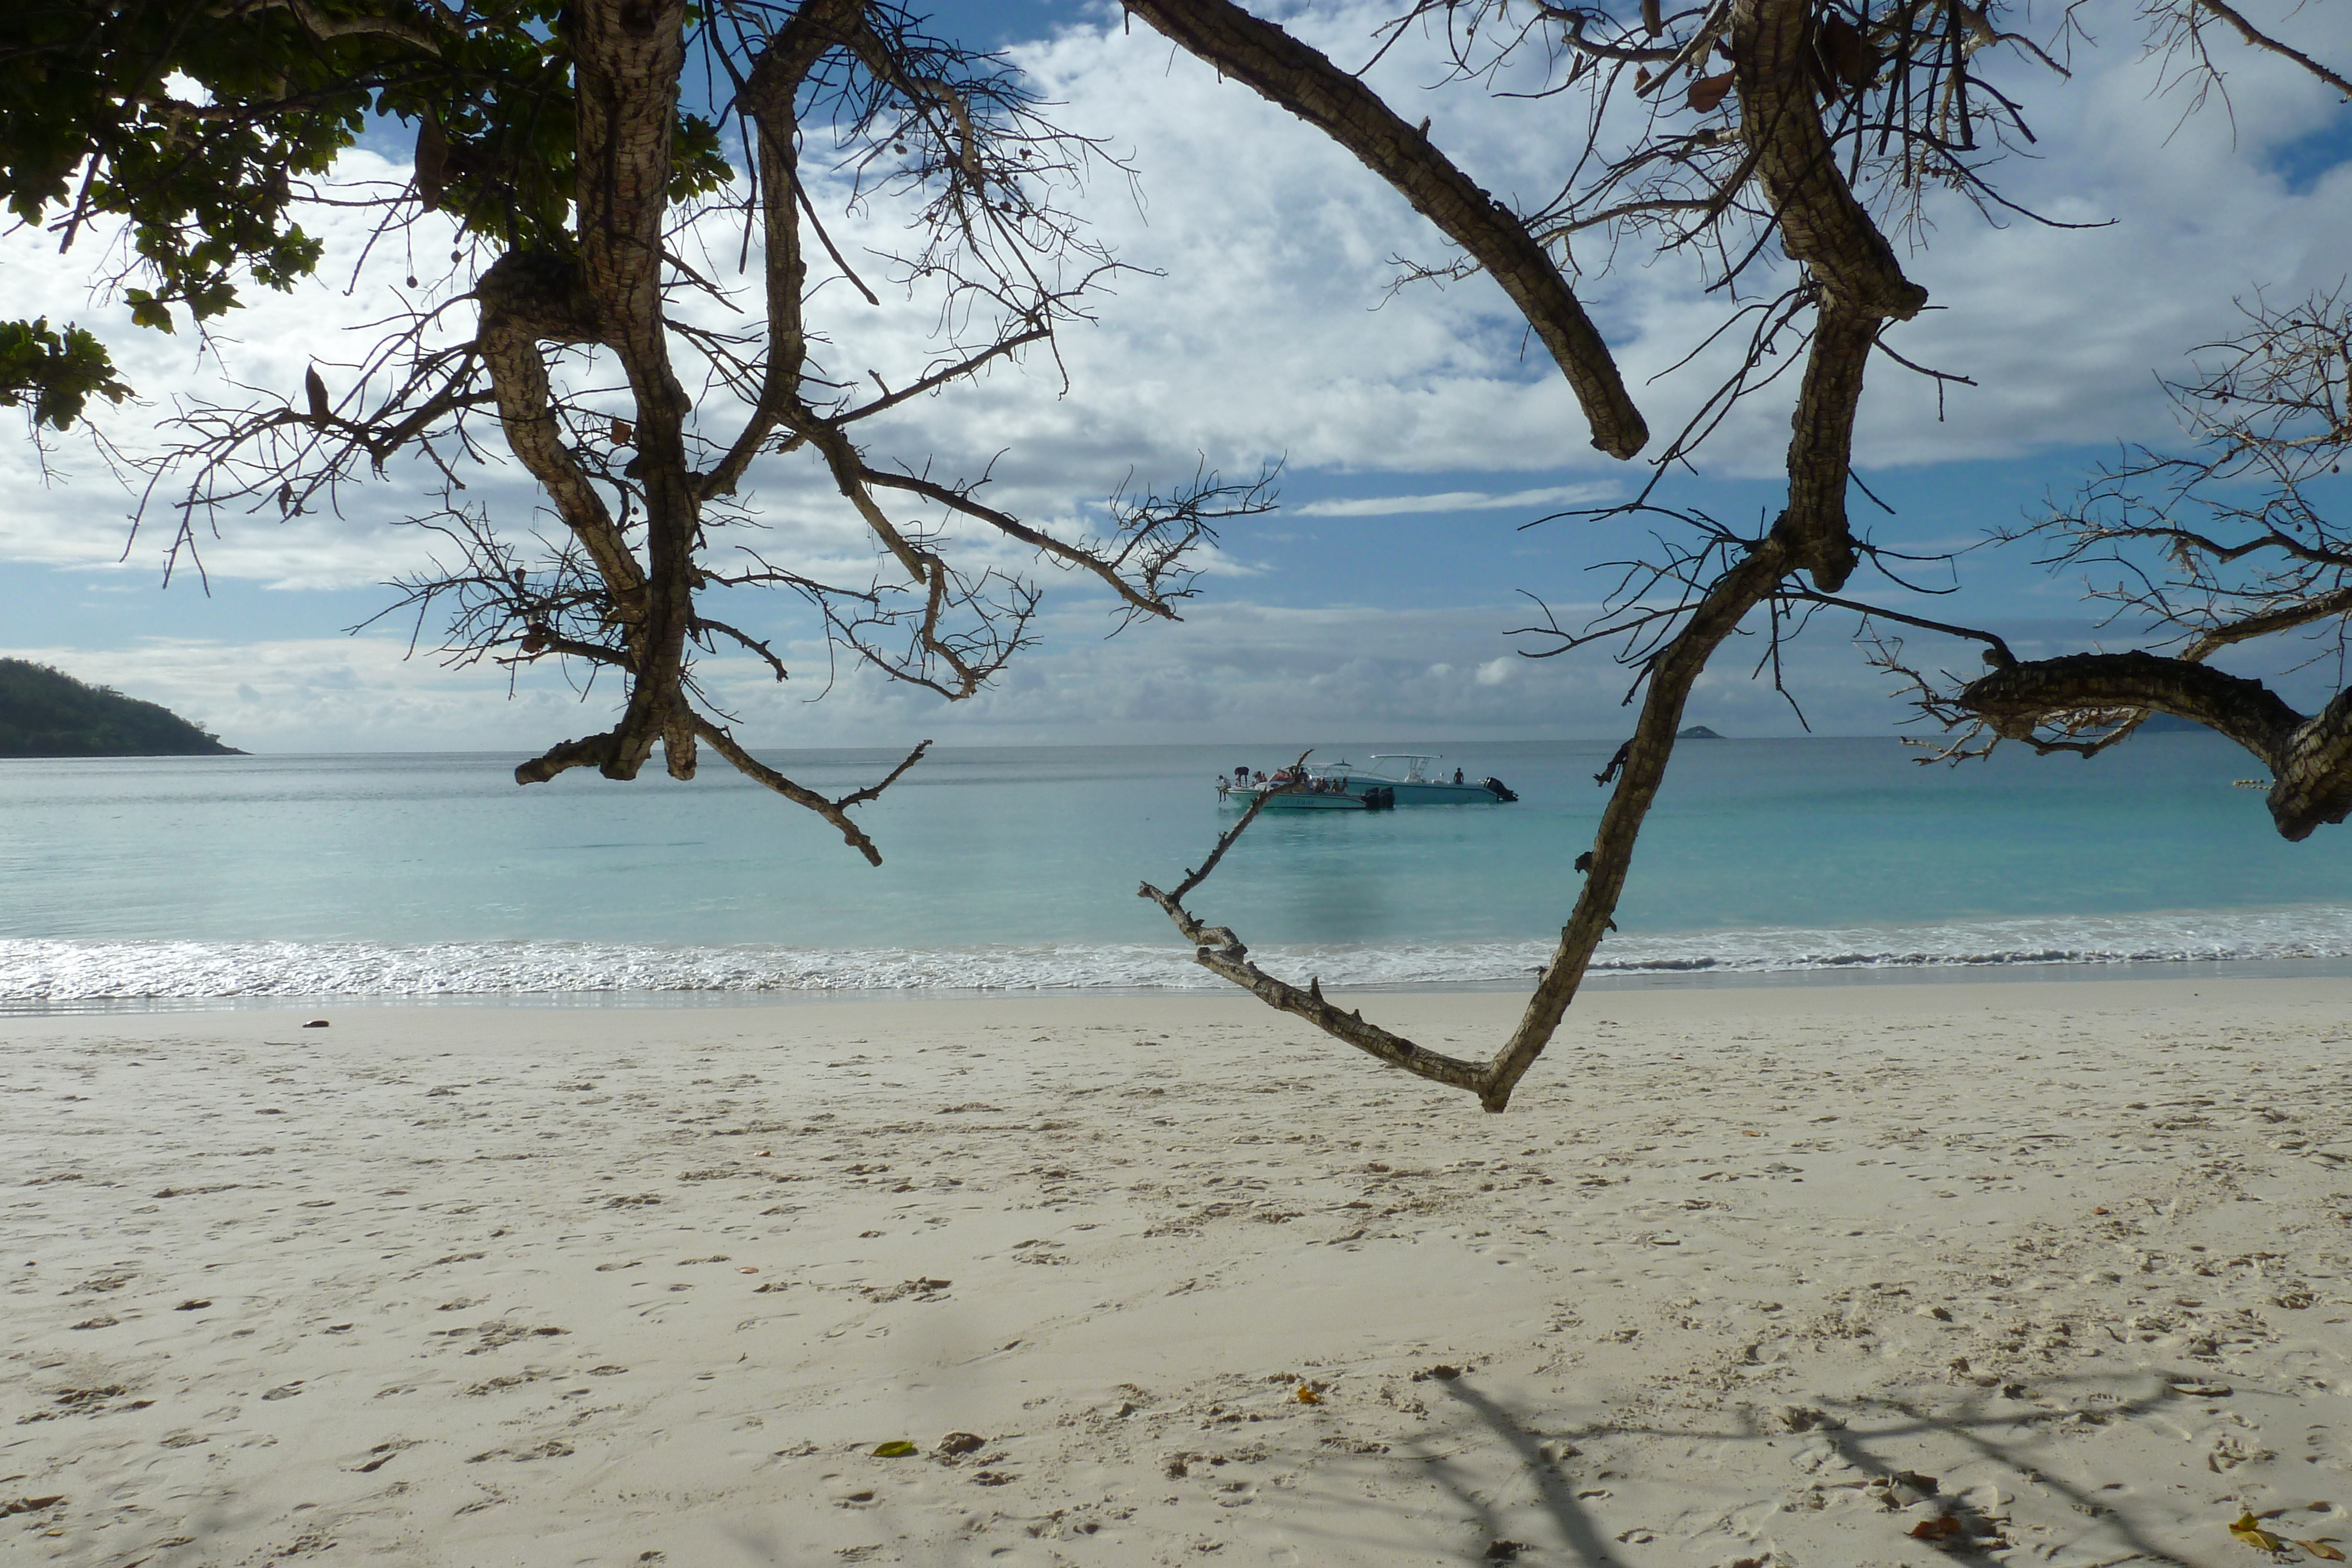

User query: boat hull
[1242,789,1368,810]
[1218,783,1375,810]
[1323,773,1505,804]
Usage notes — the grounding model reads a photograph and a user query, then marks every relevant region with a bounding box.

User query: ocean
[3,735,2348,1005]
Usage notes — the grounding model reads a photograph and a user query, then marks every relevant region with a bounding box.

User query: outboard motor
[1364,785,1395,810]
[1484,776,1518,803]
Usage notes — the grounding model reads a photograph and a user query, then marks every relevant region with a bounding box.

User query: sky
[1,0,2347,753]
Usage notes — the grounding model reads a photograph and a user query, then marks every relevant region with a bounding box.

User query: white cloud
[0,0,2343,744]
[9,2,2343,529]
[0,636,607,752]
[1028,0,2350,480]
[1293,483,1620,517]
[2,585,2204,753]
[8,4,2343,530]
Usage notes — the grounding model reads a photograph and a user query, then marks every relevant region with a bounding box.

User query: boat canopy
[1367,754,1439,783]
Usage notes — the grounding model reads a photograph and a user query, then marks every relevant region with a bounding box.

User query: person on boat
[1454,767,1465,785]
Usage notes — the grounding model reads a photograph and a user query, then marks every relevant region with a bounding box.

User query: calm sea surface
[3,737,2348,1002]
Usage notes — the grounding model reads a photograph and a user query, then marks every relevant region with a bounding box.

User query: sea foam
[8,904,2351,1002]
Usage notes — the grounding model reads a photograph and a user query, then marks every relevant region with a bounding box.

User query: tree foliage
[2,0,727,373]
[0,316,131,428]
[0,657,240,756]
[3,0,1269,861]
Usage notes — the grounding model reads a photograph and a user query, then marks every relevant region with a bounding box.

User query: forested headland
[0,659,242,757]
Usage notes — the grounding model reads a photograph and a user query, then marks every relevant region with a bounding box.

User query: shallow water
[2,735,2346,999]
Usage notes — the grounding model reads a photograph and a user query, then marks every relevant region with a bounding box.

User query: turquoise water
[2,736,2348,998]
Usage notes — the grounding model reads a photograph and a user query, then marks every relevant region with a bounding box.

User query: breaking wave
[7,905,2352,1004]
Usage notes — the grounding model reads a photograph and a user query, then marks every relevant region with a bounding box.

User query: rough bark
[475,252,646,628]
[1732,0,1927,320]
[1119,0,1649,460]
[2273,691,2352,841]
[1733,0,1927,590]
[479,0,699,790]
[1782,300,1875,591]
[573,0,696,782]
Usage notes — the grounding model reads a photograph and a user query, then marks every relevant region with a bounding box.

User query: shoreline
[7,949,2352,1017]
[9,978,2352,1566]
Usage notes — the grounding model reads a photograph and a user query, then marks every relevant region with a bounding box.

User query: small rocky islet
[0,658,241,758]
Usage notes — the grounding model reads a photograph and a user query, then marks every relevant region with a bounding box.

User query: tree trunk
[573,0,697,781]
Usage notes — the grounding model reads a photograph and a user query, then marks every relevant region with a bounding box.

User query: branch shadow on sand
[1296,1369,2212,1566]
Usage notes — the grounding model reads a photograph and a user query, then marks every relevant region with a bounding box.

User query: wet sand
[6,976,2352,1566]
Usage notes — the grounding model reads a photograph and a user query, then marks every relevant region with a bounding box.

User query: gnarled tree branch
[1733,0,1928,320]
[1120,0,1649,459]
[1958,651,2352,840]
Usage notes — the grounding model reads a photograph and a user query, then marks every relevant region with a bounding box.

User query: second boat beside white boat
[1214,754,1516,810]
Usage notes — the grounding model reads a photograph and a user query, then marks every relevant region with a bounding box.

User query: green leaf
[0,317,133,429]
[125,292,175,334]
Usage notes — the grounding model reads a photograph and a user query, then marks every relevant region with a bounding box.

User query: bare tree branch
[2181,0,2352,99]
[1959,651,2352,840]
[1120,0,1650,459]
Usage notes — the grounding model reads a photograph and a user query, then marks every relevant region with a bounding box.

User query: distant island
[0,658,243,757]
[1676,725,1725,740]
[2134,712,2203,734]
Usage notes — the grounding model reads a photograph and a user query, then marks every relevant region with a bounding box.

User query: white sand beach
[8,976,2352,1567]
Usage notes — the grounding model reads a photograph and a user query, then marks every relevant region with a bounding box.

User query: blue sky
[1,0,2347,751]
